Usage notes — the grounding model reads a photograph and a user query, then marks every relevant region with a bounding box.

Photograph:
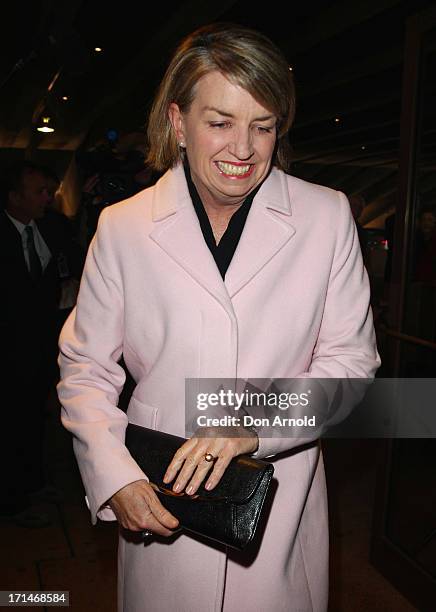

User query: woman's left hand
[162,427,258,495]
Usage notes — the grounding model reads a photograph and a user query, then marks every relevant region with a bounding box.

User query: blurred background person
[413,207,436,282]
[0,161,82,527]
[76,129,162,248]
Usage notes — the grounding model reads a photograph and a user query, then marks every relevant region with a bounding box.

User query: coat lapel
[149,165,235,315]
[225,168,296,297]
[149,165,296,308]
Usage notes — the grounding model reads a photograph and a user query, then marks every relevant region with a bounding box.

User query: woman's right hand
[108,479,179,536]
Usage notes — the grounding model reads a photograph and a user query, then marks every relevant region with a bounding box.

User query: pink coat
[58,164,380,612]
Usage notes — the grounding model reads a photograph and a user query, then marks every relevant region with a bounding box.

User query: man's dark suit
[0,209,83,513]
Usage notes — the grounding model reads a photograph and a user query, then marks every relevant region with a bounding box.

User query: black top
[184,162,261,279]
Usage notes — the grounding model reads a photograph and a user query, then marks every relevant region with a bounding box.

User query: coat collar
[149,164,296,310]
[151,163,293,221]
[151,164,191,221]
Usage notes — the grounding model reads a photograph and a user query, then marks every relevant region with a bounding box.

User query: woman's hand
[162,427,258,495]
[108,479,179,535]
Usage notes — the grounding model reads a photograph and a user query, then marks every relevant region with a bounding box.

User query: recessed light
[94,47,103,53]
[37,116,54,133]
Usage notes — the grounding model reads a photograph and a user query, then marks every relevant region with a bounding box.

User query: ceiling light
[334,117,340,123]
[61,95,69,101]
[94,47,103,53]
[37,116,54,133]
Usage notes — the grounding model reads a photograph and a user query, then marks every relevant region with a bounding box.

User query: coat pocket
[127,395,158,430]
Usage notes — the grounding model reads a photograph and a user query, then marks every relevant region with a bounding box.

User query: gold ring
[204,452,215,462]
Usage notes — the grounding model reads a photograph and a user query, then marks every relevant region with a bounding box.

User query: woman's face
[169,71,278,208]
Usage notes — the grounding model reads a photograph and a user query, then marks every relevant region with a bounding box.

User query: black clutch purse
[125,423,275,550]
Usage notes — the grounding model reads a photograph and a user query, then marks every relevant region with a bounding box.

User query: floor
[323,439,417,612]
[0,393,418,612]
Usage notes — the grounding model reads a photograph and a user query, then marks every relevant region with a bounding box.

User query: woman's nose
[228,129,254,160]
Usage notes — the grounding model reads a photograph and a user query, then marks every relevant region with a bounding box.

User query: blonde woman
[58,23,379,612]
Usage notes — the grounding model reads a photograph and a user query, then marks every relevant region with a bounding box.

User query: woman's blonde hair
[146,23,296,173]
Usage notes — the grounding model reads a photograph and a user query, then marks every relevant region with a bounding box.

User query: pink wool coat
[58,164,380,612]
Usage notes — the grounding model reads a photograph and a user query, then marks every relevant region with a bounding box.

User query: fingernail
[186,485,194,495]
[205,481,213,490]
[173,482,181,492]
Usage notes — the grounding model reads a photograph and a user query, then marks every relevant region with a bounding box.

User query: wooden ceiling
[1,0,435,227]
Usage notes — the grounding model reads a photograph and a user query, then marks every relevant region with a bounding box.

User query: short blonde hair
[146,23,295,172]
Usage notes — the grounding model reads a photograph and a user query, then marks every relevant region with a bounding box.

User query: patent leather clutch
[125,423,275,550]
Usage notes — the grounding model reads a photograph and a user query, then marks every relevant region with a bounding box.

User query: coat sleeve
[252,190,381,459]
[57,207,147,524]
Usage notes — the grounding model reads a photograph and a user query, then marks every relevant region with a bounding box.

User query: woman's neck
[202,197,243,244]
[192,180,244,243]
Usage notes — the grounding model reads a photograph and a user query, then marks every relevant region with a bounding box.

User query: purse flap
[125,424,274,504]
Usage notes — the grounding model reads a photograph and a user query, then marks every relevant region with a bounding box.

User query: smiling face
[169,71,277,209]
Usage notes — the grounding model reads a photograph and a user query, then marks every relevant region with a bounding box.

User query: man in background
[0,161,81,527]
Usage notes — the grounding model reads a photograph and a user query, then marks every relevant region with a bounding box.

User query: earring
[179,141,185,148]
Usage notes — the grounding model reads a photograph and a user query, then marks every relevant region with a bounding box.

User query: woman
[58,23,380,612]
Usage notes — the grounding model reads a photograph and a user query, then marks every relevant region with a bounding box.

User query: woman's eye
[256,126,273,134]
[209,122,230,129]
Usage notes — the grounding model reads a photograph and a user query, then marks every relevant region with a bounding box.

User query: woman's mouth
[215,161,254,178]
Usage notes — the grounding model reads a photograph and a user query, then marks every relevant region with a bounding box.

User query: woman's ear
[168,103,185,145]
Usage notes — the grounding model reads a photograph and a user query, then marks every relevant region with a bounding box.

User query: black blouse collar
[183,160,262,279]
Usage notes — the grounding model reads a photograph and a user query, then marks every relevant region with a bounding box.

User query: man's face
[419,212,436,238]
[8,171,50,223]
